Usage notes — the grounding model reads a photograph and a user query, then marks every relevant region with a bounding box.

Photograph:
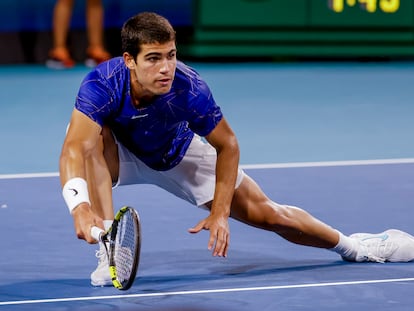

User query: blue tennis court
[1,62,414,310]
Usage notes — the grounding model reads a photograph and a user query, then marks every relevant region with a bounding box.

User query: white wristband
[62,177,91,214]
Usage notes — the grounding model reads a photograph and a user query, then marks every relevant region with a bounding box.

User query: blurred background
[1,0,414,174]
[1,0,413,64]
[2,4,414,311]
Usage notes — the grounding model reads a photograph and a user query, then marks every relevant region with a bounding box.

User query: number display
[329,0,400,13]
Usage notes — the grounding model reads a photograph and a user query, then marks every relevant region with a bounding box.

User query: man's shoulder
[174,61,210,96]
[80,57,128,96]
[175,61,198,81]
[93,57,127,80]
[77,57,127,111]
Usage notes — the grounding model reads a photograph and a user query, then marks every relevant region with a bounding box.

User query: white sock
[103,220,113,231]
[330,230,359,260]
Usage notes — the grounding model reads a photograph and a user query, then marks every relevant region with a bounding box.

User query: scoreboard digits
[329,0,400,13]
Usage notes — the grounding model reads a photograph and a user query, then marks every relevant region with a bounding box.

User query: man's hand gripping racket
[90,206,141,290]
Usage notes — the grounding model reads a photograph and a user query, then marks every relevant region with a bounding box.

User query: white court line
[1,277,414,306]
[1,158,414,180]
[241,158,414,169]
[0,172,58,179]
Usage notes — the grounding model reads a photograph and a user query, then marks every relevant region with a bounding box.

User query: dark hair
[121,12,176,58]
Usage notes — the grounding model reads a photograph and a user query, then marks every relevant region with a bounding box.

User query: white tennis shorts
[114,135,245,207]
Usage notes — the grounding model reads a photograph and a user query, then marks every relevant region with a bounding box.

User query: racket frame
[97,206,141,290]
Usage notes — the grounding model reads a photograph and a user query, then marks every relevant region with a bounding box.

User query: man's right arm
[59,109,104,243]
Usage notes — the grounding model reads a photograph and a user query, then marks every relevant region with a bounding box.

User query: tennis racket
[91,206,141,290]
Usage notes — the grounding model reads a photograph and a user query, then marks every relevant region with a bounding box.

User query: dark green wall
[181,0,414,59]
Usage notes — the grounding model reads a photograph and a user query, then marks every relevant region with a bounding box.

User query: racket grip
[91,226,104,241]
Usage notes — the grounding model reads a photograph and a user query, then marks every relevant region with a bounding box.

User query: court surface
[1,62,414,310]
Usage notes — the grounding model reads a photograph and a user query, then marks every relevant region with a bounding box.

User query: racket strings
[113,210,138,284]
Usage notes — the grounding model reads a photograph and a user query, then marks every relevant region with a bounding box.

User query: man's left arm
[188,117,240,257]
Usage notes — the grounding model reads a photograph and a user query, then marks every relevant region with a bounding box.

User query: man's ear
[123,53,136,70]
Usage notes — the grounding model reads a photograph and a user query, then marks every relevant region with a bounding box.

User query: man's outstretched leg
[230,174,414,263]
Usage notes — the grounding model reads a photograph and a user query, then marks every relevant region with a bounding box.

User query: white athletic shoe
[90,243,112,286]
[347,229,414,263]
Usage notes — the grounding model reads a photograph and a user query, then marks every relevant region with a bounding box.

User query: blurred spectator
[46,0,111,69]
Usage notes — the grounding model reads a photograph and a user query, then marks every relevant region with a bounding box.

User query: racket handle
[91,226,104,241]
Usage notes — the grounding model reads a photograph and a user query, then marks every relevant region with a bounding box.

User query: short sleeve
[187,79,223,136]
[75,70,115,127]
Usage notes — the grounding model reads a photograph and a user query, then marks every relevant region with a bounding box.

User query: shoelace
[359,241,398,263]
[95,249,104,262]
[95,248,108,265]
[362,253,386,263]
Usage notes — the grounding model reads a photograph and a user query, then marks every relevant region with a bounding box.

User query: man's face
[132,40,177,96]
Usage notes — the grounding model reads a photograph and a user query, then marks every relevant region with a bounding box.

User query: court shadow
[0,259,348,300]
[0,278,93,301]
[137,258,349,286]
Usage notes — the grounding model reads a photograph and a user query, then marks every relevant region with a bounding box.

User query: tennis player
[59,12,414,286]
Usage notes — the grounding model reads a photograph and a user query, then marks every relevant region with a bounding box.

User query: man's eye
[146,55,161,62]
